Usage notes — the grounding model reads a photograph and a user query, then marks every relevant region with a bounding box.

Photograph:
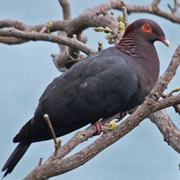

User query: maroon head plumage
[117,18,170,57]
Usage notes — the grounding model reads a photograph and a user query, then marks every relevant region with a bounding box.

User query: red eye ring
[141,23,152,33]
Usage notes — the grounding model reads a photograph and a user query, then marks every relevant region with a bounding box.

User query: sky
[0,0,180,179]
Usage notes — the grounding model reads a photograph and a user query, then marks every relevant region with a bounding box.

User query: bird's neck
[116,33,156,59]
[116,32,139,57]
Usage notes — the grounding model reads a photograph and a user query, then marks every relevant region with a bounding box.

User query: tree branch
[0,1,180,45]
[24,96,180,180]
[58,0,71,20]
[55,0,73,71]
[0,0,123,45]
[126,0,180,24]
[167,0,180,15]
[0,28,95,55]
[150,109,180,153]
[58,0,71,53]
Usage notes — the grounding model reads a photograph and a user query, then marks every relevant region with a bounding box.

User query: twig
[167,0,179,15]
[38,158,43,166]
[121,0,128,27]
[161,87,180,114]
[162,87,180,97]
[43,114,59,154]
[114,0,127,45]
[150,94,180,112]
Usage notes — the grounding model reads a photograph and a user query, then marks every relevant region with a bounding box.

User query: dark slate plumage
[2,18,169,177]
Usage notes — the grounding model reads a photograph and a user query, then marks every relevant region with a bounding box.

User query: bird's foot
[116,111,127,122]
[93,121,104,135]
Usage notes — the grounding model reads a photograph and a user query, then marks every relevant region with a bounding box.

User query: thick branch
[24,95,180,179]
[58,0,71,20]
[0,19,31,31]
[0,16,118,45]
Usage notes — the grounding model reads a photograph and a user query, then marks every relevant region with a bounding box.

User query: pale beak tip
[164,39,170,47]
[159,36,170,47]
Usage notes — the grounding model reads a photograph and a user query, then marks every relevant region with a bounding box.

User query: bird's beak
[159,36,170,47]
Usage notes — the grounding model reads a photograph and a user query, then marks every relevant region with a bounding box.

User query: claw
[117,111,127,122]
[93,121,104,135]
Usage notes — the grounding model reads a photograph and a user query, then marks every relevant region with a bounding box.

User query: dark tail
[2,142,31,178]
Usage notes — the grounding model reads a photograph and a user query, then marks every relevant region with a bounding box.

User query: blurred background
[0,0,179,179]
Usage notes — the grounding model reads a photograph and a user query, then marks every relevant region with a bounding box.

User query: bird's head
[123,18,170,47]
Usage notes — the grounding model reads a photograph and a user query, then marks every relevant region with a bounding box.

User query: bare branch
[152,0,161,6]
[126,2,180,24]
[24,96,180,179]
[0,0,123,45]
[0,28,95,55]
[58,0,71,20]
[167,0,180,15]
[0,0,179,45]
[0,36,27,45]
[150,109,180,153]
[0,19,31,31]
[121,0,129,27]
[150,94,180,112]
[56,0,72,70]
[43,114,59,154]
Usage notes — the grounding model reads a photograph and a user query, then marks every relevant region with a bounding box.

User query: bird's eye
[141,24,152,33]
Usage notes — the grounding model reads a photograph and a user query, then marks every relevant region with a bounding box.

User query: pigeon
[2,18,169,177]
